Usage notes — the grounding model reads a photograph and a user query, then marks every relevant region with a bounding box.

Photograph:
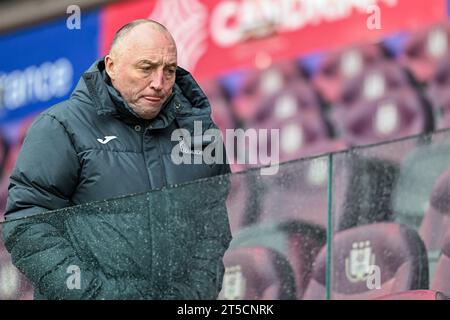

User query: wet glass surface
[1,130,450,299]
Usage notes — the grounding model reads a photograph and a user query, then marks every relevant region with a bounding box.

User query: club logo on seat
[345,241,376,283]
[97,136,118,144]
[221,265,246,300]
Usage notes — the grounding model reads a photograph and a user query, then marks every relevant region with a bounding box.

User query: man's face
[105,25,177,120]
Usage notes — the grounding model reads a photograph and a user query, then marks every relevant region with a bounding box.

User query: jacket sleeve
[2,114,151,300]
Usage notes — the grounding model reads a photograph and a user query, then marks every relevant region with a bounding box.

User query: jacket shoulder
[39,96,96,124]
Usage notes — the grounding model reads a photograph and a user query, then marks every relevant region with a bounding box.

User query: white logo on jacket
[97,136,118,144]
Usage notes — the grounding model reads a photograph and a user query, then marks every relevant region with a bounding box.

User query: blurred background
[1,0,450,300]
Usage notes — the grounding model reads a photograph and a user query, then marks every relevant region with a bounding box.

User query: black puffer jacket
[2,59,232,300]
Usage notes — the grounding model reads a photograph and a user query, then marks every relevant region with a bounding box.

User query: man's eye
[166,69,176,75]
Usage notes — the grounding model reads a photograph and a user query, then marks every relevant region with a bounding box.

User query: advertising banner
[0,10,100,126]
[101,0,447,80]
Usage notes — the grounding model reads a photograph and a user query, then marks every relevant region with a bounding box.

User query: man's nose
[150,69,164,91]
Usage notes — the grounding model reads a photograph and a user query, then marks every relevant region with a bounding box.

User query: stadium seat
[419,168,450,252]
[426,54,450,129]
[251,81,325,122]
[376,290,448,300]
[219,246,297,300]
[392,142,450,228]
[256,152,398,231]
[256,155,332,228]
[431,232,450,296]
[341,89,433,147]
[225,174,257,234]
[400,22,450,83]
[226,220,326,300]
[279,221,326,299]
[303,223,429,299]
[231,60,306,123]
[313,44,388,103]
[243,84,332,164]
[335,61,414,114]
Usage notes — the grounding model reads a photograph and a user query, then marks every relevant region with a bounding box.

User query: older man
[2,19,231,300]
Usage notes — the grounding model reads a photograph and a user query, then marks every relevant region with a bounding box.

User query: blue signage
[0,9,100,125]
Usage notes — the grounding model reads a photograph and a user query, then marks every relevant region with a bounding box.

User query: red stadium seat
[303,223,429,300]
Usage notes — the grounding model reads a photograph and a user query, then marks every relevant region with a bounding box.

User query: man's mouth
[143,96,162,102]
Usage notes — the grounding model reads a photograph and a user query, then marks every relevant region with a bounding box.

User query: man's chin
[128,102,162,120]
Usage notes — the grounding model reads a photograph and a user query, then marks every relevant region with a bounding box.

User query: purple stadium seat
[257,152,335,229]
[426,54,450,129]
[251,81,324,123]
[242,83,332,164]
[341,89,433,146]
[400,22,450,83]
[336,61,413,112]
[219,246,296,300]
[376,290,448,300]
[225,175,254,235]
[313,44,387,103]
[231,60,305,123]
[303,223,429,300]
[431,232,450,296]
[419,169,450,251]
[283,226,326,299]
[261,113,332,163]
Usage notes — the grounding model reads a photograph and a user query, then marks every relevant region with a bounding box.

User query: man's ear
[104,54,115,80]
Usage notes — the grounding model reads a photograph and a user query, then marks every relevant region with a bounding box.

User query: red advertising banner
[100,0,447,80]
